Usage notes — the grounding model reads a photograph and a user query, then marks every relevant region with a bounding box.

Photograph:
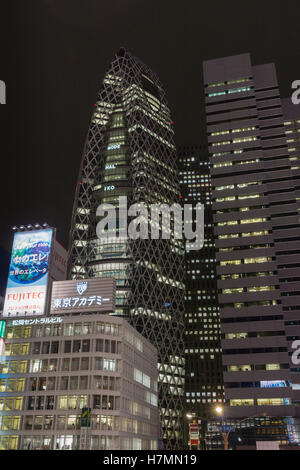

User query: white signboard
[80,427,89,450]
[256,441,280,451]
[11,317,63,326]
[50,278,116,314]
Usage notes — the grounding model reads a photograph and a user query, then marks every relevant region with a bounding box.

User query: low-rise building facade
[0,314,158,450]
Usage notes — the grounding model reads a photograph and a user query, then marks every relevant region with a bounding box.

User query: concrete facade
[203,53,300,419]
[0,313,158,450]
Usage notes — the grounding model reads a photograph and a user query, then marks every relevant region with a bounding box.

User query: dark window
[42,342,50,354]
[93,395,101,409]
[30,378,37,391]
[38,378,46,391]
[51,342,59,354]
[36,396,45,410]
[46,396,54,410]
[33,342,41,354]
[25,416,33,430]
[64,341,71,353]
[28,396,35,410]
[71,358,80,371]
[81,358,89,370]
[73,340,81,353]
[141,74,160,102]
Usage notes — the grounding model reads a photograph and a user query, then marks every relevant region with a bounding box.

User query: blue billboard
[3,229,53,317]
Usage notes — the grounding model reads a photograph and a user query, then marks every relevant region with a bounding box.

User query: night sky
[0,0,300,293]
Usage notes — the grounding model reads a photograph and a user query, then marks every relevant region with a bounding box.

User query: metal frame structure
[68,48,185,449]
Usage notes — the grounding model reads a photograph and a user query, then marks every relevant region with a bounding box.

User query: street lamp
[214,405,232,450]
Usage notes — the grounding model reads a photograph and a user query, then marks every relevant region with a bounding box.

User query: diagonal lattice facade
[68,48,185,449]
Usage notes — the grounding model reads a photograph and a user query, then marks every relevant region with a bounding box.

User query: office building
[68,48,185,448]
[203,53,300,422]
[0,313,158,450]
[282,98,300,212]
[178,145,224,423]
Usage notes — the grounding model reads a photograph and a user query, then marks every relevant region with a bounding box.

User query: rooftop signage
[3,229,54,318]
[50,277,116,315]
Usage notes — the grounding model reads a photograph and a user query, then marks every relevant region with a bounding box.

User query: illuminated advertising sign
[10,317,62,327]
[0,321,6,338]
[3,229,53,318]
[80,408,91,428]
[189,423,199,447]
[260,380,288,388]
[50,278,116,315]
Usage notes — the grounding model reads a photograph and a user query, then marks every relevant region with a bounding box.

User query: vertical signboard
[0,321,6,360]
[79,427,88,450]
[0,321,6,338]
[0,338,4,359]
[80,408,91,450]
[49,240,68,281]
[189,423,199,448]
[80,408,91,427]
[2,229,54,317]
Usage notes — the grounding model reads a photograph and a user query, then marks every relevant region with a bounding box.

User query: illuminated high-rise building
[178,146,224,424]
[203,53,300,431]
[68,48,185,449]
[282,97,300,213]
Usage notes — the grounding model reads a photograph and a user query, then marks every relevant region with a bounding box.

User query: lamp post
[215,406,267,451]
[215,406,234,451]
